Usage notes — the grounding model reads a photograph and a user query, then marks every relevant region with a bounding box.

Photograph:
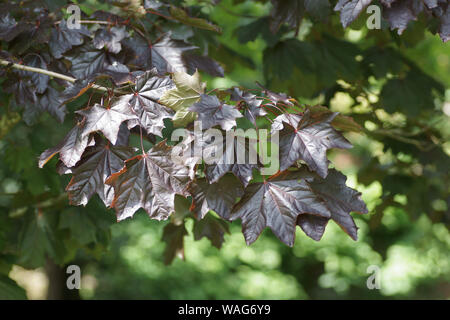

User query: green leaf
[160,70,205,127]
[59,209,97,246]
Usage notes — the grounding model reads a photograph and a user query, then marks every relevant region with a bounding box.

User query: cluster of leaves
[0,0,447,293]
[265,0,449,42]
[0,0,373,271]
[234,0,449,227]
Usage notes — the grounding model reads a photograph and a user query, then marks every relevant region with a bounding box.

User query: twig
[0,59,126,94]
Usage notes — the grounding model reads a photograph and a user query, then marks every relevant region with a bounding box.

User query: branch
[0,59,126,94]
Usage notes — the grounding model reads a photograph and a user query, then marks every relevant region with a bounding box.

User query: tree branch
[0,59,126,94]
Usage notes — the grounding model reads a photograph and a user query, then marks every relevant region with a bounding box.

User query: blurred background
[1,0,449,299]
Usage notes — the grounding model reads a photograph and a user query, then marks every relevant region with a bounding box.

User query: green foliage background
[0,0,449,299]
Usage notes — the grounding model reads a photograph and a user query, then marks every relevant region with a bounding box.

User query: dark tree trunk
[45,258,81,300]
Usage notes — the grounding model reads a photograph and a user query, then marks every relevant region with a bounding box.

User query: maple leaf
[119,69,175,137]
[105,141,194,221]
[105,154,174,221]
[193,213,230,249]
[145,141,194,196]
[39,121,91,168]
[272,109,352,178]
[49,20,90,59]
[66,136,135,207]
[230,172,331,246]
[160,70,205,127]
[230,87,267,125]
[264,89,294,107]
[296,214,329,241]
[189,94,242,130]
[0,14,31,42]
[334,0,373,28]
[292,168,369,240]
[383,0,419,35]
[151,33,197,74]
[3,78,36,106]
[93,26,127,54]
[67,44,107,80]
[20,55,48,94]
[189,175,244,220]
[76,101,138,145]
[202,130,260,187]
[122,35,153,69]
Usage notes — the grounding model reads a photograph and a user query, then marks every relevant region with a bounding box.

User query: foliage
[0,0,448,299]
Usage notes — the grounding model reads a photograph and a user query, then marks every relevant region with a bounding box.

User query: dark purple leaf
[49,20,90,59]
[66,136,135,206]
[297,214,329,241]
[151,33,197,74]
[334,0,373,28]
[105,141,194,221]
[39,122,91,168]
[120,69,175,137]
[270,0,304,33]
[230,172,331,246]
[189,94,242,130]
[189,175,244,220]
[76,101,138,145]
[203,130,260,187]
[272,110,352,177]
[183,53,224,77]
[383,0,419,35]
[93,26,127,54]
[295,168,369,240]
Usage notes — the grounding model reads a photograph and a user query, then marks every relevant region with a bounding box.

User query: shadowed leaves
[193,213,230,249]
[189,175,244,220]
[39,122,90,168]
[50,20,90,59]
[203,130,260,187]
